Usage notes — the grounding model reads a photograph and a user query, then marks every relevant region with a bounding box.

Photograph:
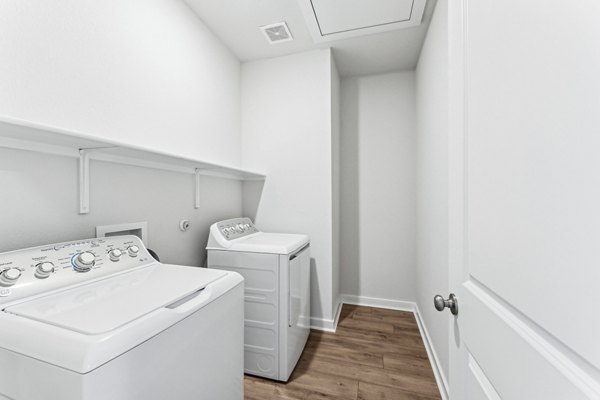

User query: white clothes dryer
[0,235,244,400]
[206,218,310,382]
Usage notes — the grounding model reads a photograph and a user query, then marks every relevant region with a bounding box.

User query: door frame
[447,0,468,397]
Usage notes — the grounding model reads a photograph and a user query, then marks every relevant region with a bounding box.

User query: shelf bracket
[194,168,202,209]
[79,149,92,214]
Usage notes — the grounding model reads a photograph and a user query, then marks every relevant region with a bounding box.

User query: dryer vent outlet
[260,22,293,44]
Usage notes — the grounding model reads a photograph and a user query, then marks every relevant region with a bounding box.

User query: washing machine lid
[225,233,309,255]
[4,264,226,335]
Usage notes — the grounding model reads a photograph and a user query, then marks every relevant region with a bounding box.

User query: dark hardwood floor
[244,304,442,400]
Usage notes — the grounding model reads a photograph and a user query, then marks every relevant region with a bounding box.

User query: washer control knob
[35,262,55,279]
[0,268,22,286]
[128,246,140,257]
[109,249,123,262]
[73,252,95,272]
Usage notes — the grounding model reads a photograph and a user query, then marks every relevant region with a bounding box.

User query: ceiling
[185,0,437,77]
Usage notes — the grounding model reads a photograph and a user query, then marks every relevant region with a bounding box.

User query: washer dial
[128,246,140,257]
[109,248,123,262]
[73,252,95,272]
[35,262,54,279]
[0,268,22,286]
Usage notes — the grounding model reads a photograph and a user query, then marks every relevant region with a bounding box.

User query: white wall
[340,71,417,305]
[415,0,449,387]
[0,148,242,266]
[241,49,339,326]
[0,0,241,167]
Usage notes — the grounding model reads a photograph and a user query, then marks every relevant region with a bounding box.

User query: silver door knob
[434,293,458,315]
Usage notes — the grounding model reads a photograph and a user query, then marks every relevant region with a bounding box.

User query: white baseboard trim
[341,294,415,312]
[333,297,343,328]
[310,316,336,332]
[310,299,344,333]
[414,303,450,400]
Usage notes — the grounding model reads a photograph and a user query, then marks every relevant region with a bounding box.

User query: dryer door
[281,245,311,381]
[289,245,310,329]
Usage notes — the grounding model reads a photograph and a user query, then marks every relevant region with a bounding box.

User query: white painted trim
[447,1,468,398]
[310,299,343,332]
[414,303,450,400]
[468,354,501,400]
[194,169,202,209]
[332,298,343,327]
[341,294,415,312]
[310,316,336,332]
[0,136,78,158]
[78,149,91,214]
[465,280,600,397]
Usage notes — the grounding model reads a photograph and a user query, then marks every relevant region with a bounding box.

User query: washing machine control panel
[0,235,154,304]
[217,217,259,241]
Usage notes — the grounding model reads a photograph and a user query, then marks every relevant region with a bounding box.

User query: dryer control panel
[216,217,260,241]
[0,235,154,305]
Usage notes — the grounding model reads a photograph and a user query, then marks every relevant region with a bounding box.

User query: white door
[446,0,600,398]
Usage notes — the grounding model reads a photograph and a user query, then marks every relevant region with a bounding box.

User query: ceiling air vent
[260,22,293,44]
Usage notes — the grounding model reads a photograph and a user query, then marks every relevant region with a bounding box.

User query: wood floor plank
[304,336,384,368]
[297,356,440,397]
[352,307,417,324]
[392,323,423,336]
[383,354,436,379]
[339,304,358,318]
[358,382,441,400]
[337,315,396,333]
[334,324,426,349]
[309,330,429,360]
[286,367,359,399]
[245,375,352,400]
[244,305,440,400]
[342,306,420,332]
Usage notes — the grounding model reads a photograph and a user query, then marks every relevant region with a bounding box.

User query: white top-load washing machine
[206,218,310,382]
[0,235,244,400]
